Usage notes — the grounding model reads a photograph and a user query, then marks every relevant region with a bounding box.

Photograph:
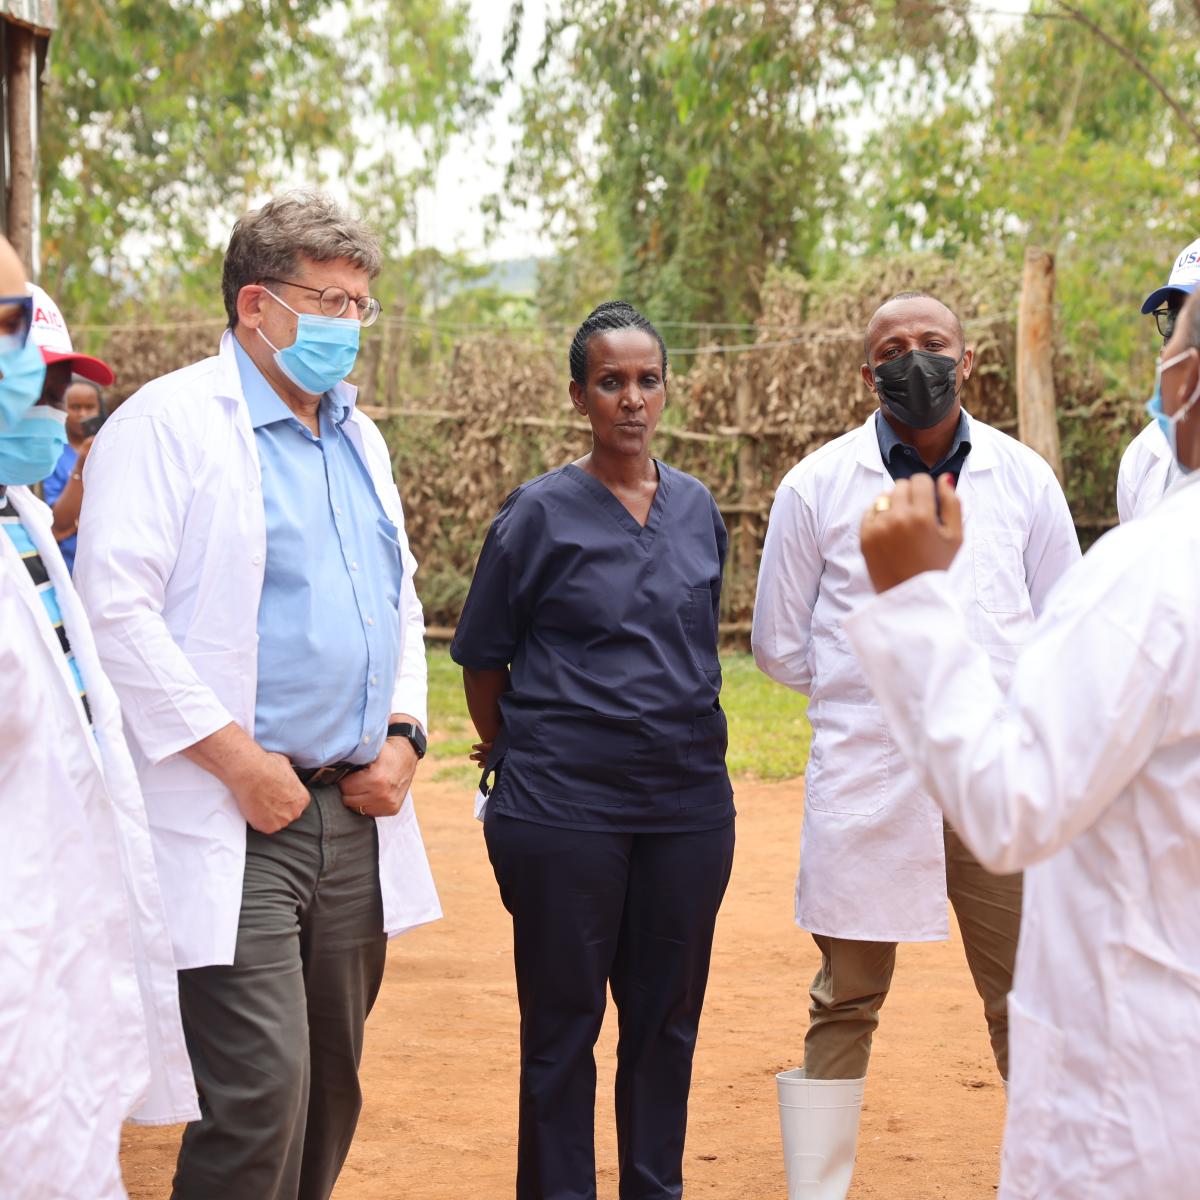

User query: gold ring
[873,496,892,514]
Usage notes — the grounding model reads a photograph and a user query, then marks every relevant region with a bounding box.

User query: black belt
[294,761,366,788]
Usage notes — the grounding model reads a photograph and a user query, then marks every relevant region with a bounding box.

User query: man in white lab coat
[75,192,441,1200]
[0,239,197,1198]
[846,286,1200,1200]
[1116,236,1200,522]
[752,292,1080,1198]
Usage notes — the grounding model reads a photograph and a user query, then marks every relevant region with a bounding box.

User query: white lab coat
[0,487,197,1198]
[74,332,442,971]
[843,471,1200,1199]
[752,412,1080,940]
[1116,420,1174,522]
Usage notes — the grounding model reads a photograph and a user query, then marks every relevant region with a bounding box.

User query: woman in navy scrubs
[451,301,735,1200]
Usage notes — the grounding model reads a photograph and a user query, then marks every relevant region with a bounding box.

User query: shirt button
[370,675,378,686]
[366,617,375,626]
[252,553,263,565]
[362,735,370,745]
[351,562,359,571]
[335,506,343,516]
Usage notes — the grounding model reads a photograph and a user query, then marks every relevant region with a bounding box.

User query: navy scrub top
[451,461,735,833]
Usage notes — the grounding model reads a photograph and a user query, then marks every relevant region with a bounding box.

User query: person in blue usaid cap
[452,300,736,1200]
[1117,236,1200,522]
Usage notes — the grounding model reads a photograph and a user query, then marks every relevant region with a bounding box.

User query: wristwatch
[387,720,427,759]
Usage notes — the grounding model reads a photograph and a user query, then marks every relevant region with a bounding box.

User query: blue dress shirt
[235,340,403,769]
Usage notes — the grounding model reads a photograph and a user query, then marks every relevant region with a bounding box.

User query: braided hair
[568,300,668,387]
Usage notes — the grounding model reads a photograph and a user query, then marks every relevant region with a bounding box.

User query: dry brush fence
[82,261,1142,640]
[370,266,1138,637]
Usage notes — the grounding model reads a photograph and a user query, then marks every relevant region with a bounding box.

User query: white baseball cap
[27,283,115,385]
[1141,237,1200,314]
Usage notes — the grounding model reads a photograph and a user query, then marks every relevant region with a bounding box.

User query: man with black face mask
[752,292,1080,1200]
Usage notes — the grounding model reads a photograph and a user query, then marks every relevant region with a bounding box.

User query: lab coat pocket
[972,527,1028,615]
[1001,996,1066,1199]
[1092,932,1200,1176]
[804,700,888,817]
[684,584,721,675]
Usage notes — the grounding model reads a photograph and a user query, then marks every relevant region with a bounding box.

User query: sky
[412,0,554,262]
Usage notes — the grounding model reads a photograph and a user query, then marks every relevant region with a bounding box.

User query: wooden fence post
[5,22,34,269]
[731,365,755,629]
[1016,246,1063,482]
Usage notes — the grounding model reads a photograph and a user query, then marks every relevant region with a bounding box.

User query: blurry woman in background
[452,301,735,1200]
[43,375,104,572]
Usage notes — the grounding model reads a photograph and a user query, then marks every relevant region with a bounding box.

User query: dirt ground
[121,777,1005,1199]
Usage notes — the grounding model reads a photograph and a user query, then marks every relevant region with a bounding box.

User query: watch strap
[387,720,427,758]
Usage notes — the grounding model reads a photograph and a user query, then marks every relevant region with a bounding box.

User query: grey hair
[221,190,383,328]
[864,291,965,362]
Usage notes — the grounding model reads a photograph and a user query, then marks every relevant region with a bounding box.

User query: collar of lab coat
[853,407,995,476]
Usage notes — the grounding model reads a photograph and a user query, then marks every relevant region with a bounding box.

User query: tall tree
[502,0,976,326]
[853,0,1200,386]
[40,0,484,319]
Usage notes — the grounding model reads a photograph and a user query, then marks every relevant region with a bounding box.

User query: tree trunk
[1017,246,1063,482]
[6,23,34,269]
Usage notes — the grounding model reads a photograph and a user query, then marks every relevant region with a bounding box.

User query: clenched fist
[860,474,963,593]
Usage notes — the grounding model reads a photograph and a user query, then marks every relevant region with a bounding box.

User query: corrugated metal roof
[0,1,56,34]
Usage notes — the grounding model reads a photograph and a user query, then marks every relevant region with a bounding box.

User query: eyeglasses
[261,277,381,327]
[1152,305,1180,341]
[0,294,34,350]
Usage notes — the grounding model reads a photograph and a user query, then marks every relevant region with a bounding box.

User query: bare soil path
[121,777,1005,1198]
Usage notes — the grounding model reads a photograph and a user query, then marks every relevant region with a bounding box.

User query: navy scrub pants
[484,808,736,1200]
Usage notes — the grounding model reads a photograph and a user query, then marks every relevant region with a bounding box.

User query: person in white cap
[0,250,198,1197]
[1116,236,1200,522]
[846,284,1200,1200]
[24,284,117,570]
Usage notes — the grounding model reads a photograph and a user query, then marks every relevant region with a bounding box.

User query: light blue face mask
[258,289,361,396]
[1145,348,1200,476]
[0,336,48,433]
[0,403,66,484]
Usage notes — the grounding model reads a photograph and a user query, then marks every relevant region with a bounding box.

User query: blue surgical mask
[0,404,67,484]
[257,289,360,395]
[0,337,48,433]
[1146,348,1200,475]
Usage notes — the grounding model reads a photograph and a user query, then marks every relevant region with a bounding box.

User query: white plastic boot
[776,1067,866,1200]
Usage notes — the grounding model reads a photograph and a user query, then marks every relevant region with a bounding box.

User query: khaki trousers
[804,823,1022,1081]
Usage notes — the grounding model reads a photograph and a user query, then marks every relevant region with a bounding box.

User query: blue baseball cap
[1141,237,1200,314]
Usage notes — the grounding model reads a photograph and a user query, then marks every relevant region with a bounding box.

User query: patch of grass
[423,647,810,783]
[425,650,480,786]
[719,652,811,781]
